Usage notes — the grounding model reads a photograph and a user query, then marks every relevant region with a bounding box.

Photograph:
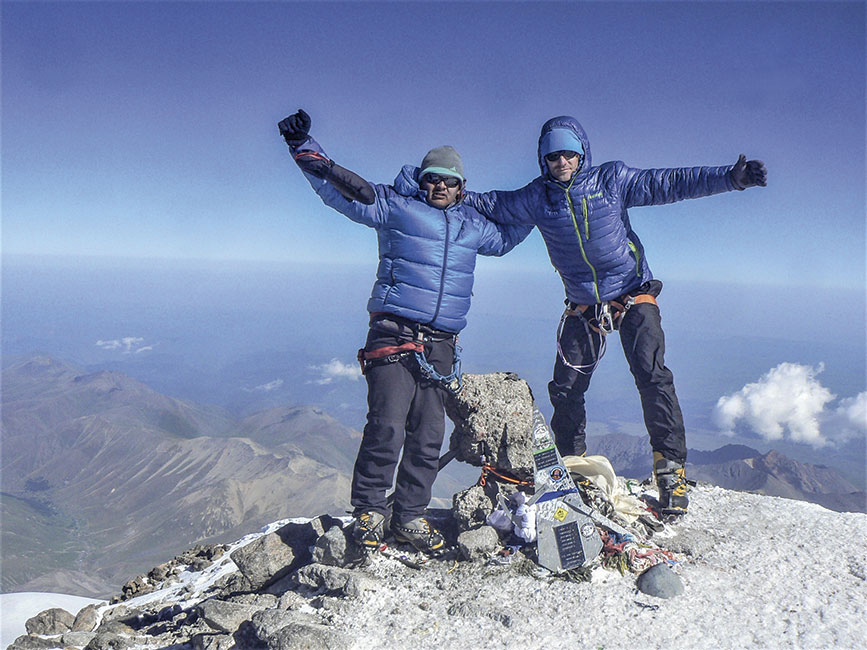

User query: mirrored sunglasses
[544,150,580,162]
[421,173,461,188]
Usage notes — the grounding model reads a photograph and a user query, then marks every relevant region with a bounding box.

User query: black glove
[730,154,767,190]
[278,109,311,147]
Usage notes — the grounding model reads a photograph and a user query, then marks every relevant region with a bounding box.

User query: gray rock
[94,619,135,636]
[250,608,320,640]
[231,516,340,590]
[264,622,350,650]
[25,607,75,635]
[457,525,501,561]
[72,604,102,632]
[636,563,685,599]
[277,590,307,611]
[197,598,261,633]
[84,631,132,650]
[7,635,62,650]
[446,372,536,471]
[292,563,376,598]
[311,523,366,568]
[452,484,497,530]
[227,592,278,609]
[61,631,97,646]
[191,633,237,650]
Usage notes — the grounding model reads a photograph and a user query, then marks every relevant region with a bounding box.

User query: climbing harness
[556,293,658,375]
[414,344,463,394]
[357,315,463,394]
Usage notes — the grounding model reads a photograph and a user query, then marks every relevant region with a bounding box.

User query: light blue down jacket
[465,116,738,304]
[293,136,531,333]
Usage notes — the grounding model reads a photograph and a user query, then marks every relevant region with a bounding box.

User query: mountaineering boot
[352,511,388,550]
[391,516,446,556]
[653,452,689,515]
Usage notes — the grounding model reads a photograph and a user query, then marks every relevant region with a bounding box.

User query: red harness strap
[356,341,425,374]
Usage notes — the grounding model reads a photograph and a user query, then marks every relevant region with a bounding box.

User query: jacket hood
[537,116,592,180]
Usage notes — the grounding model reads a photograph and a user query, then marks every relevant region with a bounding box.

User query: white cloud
[308,358,362,385]
[825,391,867,441]
[714,363,865,448]
[96,337,152,354]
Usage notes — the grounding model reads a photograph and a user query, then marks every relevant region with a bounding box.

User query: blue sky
[3,1,865,290]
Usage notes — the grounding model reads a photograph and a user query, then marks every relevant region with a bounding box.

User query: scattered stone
[292,563,376,598]
[7,635,61,650]
[84,631,132,650]
[452,484,496,530]
[62,631,97,647]
[446,372,535,471]
[114,574,154,602]
[250,608,319,641]
[93,619,136,636]
[227,593,278,609]
[277,590,307,611]
[72,604,102,632]
[636,563,685,599]
[212,570,253,595]
[231,516,340,590]
[25,607,75,635]
[197,598,261,634]
[457,525,501,561]
[311,523,366,568]
[264,621,350,650]
[191,632,237,650]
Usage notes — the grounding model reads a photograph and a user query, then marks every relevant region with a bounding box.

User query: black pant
[548,298,687,464]
[350,322,455,525]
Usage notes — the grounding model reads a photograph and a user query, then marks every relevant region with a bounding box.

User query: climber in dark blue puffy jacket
[465,115,767,515]
[278,109,530,554]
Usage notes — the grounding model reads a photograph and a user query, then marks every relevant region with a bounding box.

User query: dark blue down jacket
[293,136,531,333]
[465,116,738,304]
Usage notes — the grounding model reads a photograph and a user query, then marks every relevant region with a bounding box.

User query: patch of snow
[1,592,104,649]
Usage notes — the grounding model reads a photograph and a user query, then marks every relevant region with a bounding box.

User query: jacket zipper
[565,186,600,303]
[627,240,643,278]
[430,210,450,325]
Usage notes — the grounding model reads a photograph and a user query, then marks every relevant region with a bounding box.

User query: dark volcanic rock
[446,372,535,471]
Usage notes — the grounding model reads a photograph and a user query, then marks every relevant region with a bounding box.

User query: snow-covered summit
[5,484,866,650]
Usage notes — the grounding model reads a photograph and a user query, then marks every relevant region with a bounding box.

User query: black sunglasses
[544,150,580,162]
[421,173,461,188]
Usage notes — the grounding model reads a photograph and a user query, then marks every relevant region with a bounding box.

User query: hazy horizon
[3,254,864,488]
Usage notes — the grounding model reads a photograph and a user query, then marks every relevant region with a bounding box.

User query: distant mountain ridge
[589,433,865,514]
[2,357,862,599]
[1,357,360,597]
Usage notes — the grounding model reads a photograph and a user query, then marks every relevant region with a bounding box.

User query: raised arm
[463,183,540,227]
[278,109,388,227]
[618,154,767,208]
[476,216,534,257]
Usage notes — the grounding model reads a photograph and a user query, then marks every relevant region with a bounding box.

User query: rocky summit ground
[7,481,867,650]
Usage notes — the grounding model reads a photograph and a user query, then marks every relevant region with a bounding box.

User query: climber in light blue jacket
[464,115,767,515]
[278,109,530,555]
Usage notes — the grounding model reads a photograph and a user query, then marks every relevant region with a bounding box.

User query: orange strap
[479,464,533,487]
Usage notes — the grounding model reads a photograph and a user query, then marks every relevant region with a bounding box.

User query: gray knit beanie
[419,145,465,182]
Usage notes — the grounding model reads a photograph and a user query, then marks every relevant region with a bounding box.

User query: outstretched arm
[618,155,766,207]
[278,109,387,227]
[463,185,539,227]
[476,217,534,257]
